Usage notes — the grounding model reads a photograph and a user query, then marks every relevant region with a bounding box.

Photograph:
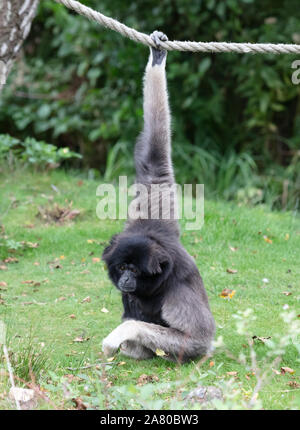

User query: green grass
[0,168,299,409]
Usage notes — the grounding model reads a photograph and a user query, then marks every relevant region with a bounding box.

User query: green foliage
[8,333,50,382]
[20,137,81,168]
[0,224,22,260]
[0,0,300,208]
[0,230,36,260]
[0,134,81,169]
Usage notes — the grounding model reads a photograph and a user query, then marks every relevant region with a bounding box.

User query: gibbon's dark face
[102,235,172,297]
[114,262,139,293]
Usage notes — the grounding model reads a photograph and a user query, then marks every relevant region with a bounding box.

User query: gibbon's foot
[120,341,155,360]
[150,30,168,66]
[102,337,119,357]
[102,320,140,357]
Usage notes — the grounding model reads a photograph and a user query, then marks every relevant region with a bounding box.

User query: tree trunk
[0,0,39,92]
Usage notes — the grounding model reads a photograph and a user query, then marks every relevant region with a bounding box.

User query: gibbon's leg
[134,31,174,185]
[120,340,155,360]
[102,320,208,363]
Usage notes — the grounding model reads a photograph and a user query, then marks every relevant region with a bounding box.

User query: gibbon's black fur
[102,31,215,363]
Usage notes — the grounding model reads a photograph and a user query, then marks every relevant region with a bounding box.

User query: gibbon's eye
[119,265,126,271]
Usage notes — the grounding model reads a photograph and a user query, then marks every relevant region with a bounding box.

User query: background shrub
[0,0,299,209]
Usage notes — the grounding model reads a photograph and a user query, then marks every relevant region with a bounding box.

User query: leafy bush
[0,226,38,260]
[8,334,50,382]
[0,0,299,209]
[0,134,81,169]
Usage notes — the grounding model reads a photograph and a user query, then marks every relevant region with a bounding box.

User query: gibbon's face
[114,262,139,293]
[102,235,172,297]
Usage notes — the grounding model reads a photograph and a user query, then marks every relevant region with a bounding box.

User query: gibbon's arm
[102,282,215,362]
[134,31,174,184]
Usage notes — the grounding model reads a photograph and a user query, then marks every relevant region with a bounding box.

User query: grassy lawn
[0,168,299,409]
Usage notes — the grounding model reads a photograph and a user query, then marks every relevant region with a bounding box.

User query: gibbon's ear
[147,244,173,277]
[102,235,118,262]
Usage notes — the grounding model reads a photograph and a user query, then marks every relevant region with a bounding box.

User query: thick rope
[54,0,300,54]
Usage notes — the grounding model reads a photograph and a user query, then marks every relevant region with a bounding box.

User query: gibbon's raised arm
[134,31,174,185]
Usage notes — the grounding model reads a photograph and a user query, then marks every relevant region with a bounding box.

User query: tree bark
[0,0,39,92]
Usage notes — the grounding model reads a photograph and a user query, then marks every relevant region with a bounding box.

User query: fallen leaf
[252,336,271,344]
[49,262,62,269]
[69,314,76,319]
[92,257,101,263]
[226,268,238,274]
[0,265,8,271]
[209,361,215,367]
[284,234,290,241]
[64,374,80,383]
[263,235,272,244]
[3,257,18,264]
[282,292,292,296]
[137,374,159,386]
[107,356,115,362]
[281,367,295,375]
[288,381,300,388]
[272,368,281,375]
[226,371,238,377]
[155,348,166,357]
[23,241,39,248]
[60,255,66,260]
[220,289,236,299]
[21,300,46,306]
[101,307,109,313]
[229,246,238,252]
[0,282,7,287]
[73,336,90,343]
[82,296,91,303]
[72,397,87,410]
[37,202,80,224]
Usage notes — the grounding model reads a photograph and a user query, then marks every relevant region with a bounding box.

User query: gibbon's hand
[150,30,168,66]
[102,320,140,356]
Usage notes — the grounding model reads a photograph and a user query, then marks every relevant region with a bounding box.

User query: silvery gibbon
[102,31,215,363]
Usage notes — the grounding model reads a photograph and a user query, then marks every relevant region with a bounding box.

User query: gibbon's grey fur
[102,31,215,363]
